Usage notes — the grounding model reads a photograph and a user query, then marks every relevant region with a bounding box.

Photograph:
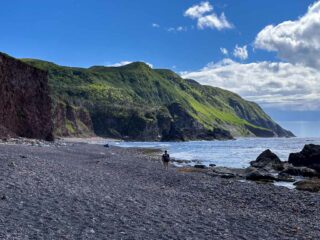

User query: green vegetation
[22,59,293,140]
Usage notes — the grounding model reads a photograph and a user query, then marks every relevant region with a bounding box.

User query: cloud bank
[183,1,320,111]
[255,1,320,69]
[182,59,320,110]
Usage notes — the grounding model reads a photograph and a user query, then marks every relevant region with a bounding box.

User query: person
[162,150,170,170]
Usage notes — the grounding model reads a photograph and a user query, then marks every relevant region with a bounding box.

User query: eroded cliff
[0,53,53,140]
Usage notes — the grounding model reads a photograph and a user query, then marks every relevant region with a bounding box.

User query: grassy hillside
[22,59,294,140]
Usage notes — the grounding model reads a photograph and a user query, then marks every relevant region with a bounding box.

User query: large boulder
[288,144,320,171]
[245,168,276,182]
[250,149,283,171]
[281,166,319,178]
[294,179,320,192]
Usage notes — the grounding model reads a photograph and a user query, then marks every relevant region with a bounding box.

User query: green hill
[22,59,294,141]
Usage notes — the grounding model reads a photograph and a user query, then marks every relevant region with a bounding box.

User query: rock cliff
[0,53,53,140]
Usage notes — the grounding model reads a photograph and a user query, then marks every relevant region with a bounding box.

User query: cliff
[0,53,53,140]
[21,59,294,141]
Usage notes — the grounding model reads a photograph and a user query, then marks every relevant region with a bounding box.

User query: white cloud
[109,61,153,68]
[233,45,248,60]
[184,1,213,19]
[152,23,160,28]
[182,59,320,110]
[220,47,228,55]
[167,26,188,32]
[184,1,233,30]
[255,1,320,68]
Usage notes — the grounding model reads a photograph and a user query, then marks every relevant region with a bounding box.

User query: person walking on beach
[162,150,170,170]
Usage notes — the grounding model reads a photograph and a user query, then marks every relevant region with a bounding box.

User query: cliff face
[22,59,294,141]
[53,101,93,137]
[0,53,53,140]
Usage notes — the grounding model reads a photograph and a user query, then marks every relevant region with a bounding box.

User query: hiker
[162,150,170,170]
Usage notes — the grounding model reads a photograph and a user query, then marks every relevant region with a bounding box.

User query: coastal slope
[21,58,294,140]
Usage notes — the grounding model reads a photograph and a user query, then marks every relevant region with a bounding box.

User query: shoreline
[0,139,319,238]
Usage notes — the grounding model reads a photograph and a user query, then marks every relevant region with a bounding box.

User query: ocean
[111,137,320,168]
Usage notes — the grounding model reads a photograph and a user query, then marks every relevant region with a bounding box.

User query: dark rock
[250,149,283,170]
[220,173,236,179]
[276,172,296,182]
[194,165,207,169]
[104,144,109,148]
[289,144,320,171]
[294,179,320,192]
[0,53,53,141]
[245,168,276,182]
[19,155,27,159]
[281,166,319,178]
[1,194,6,200]
[209,164,216,167]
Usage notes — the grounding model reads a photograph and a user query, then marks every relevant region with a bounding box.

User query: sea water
[111,137,320,168]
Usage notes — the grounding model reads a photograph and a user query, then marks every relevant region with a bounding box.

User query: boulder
[245,168,276,182]
[281,166,319,178]
[294,179,320,192]
[250,149,283,170]
[289,144,320,171]
[276,172,295,182]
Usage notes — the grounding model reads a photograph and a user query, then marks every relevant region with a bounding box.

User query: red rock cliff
[0,53,53,140]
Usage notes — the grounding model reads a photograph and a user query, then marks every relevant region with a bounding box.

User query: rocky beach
[0,139,319,239]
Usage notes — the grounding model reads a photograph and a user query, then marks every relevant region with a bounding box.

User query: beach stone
[294,179,320,192]
[289,144,320,171]
[250,149,283,171]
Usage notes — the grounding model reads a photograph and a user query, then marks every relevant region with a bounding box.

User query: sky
[1,0,320,136]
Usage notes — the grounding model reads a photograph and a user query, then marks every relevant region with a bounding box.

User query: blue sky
[1,0,320,136]
[0,0,314,69]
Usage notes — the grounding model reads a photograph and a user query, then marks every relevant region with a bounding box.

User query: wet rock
[250,149,283,171]
[276,172,296,182]
[194,165,207,169]
[245,168,276,182]
[281,166,319,178]
[289,144,320,171]
[172,159,191,164]
[209,164,216,167]
[294,179,320,192]
[220,173,236,179]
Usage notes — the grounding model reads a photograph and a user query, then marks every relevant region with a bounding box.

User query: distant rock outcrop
[289,144,320,171]
[0,53,53,140]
